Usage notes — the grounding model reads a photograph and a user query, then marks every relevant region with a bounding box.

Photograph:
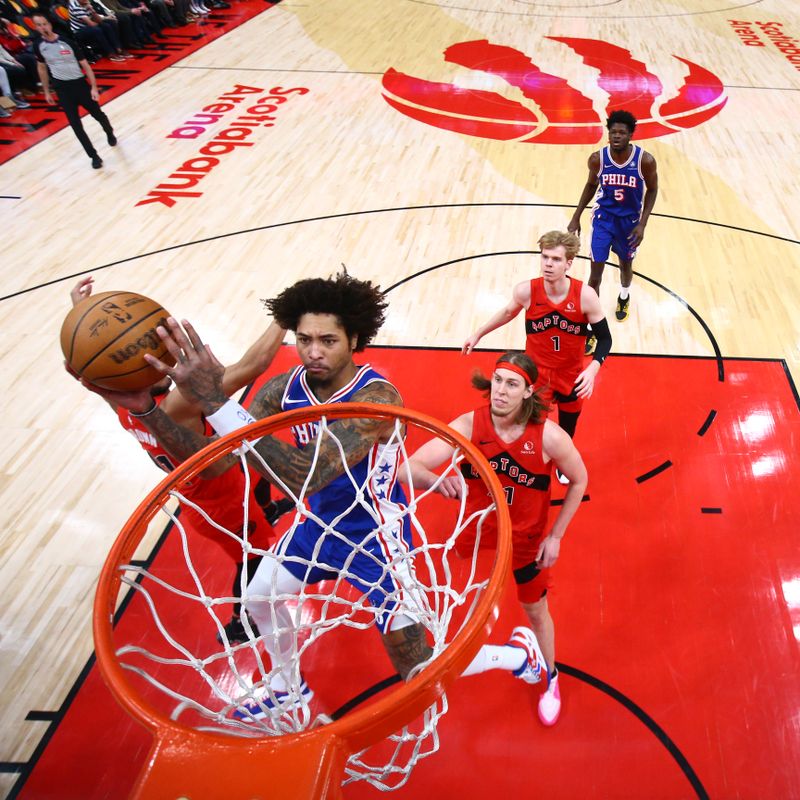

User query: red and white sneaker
[507,626,546,685]
[538,670,561,726]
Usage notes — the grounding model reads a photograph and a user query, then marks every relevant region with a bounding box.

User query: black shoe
[615,294,630,322]
[107,132,117,146]
[264,497,294,525]
[584,334,596,356]
[91,155,103,168]
[217,614,259,645]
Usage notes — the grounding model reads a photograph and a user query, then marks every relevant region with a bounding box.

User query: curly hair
[606,110,637,133]
[471,351,550,425]
[264,271,387,352]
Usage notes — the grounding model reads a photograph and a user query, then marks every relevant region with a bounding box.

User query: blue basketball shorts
[590,210,639,263]
[274,516,418,633]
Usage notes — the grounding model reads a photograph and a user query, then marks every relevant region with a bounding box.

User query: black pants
[53,77,114,159]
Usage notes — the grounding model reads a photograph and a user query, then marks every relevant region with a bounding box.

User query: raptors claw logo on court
[382,38,727,143]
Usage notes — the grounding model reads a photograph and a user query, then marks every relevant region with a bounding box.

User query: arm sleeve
[591,317,612,364]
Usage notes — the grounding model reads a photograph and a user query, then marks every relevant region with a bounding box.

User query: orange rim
[93,402,511,767]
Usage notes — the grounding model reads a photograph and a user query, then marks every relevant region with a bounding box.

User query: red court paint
[382,38,727,144]
[14,349,800,799]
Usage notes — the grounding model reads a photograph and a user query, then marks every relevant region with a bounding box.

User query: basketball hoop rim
[93,402,512,756]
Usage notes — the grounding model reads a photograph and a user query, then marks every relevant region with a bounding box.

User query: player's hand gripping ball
[61,291,176,390]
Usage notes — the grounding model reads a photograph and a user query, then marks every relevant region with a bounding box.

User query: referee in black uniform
[32,12,116,169]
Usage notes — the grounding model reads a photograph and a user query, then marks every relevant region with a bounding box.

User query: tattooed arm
[136,372,289,477]
[248,379,403,496]
[137,317,403,493]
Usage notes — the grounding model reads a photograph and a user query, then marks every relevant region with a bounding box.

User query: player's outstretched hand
[70,276,94,306]
[567,217,581,236]
[64,361,154,413]
[144,317,226,412]
[462,333,481,355]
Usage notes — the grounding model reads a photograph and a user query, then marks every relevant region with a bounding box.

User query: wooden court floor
[2,1,800,797]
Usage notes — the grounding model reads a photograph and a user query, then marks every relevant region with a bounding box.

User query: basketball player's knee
[522,596,549,625]
[381,621,433,680]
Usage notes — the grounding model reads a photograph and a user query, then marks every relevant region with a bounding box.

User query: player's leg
[381,619,434,680]
[521,595,554,675]
[232,532,320,720]
[459,628,546,684]
[552,391,582,483]
[587,213,612,354]
[519,569,561,725]
[611,214,636,321]
[358,527,544,683]
[459,558,548,684]
[616,256,634,321]
[220,553,263,644]
[588,210,613,293]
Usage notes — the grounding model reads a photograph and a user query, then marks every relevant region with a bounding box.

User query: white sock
[461,644,526,677]
[619,287,630,300]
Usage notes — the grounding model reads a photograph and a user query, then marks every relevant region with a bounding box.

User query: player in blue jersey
[104,272,547,720]
[568,110,659,350]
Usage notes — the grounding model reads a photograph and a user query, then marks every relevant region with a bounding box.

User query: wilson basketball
[61,291,176,391]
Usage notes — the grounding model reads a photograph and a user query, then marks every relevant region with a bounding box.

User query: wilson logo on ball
[382,38,727,143]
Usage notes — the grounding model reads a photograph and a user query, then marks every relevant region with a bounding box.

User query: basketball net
[94,404,511,798]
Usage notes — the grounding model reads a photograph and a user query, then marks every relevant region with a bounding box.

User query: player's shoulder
[248,369,293,412]
[542,417,569,452]
[639,148,657,165]
[579,282,599,305]
[449,409,475,438]
[579,281,602,313]
[352,377,403,406]
[513,278,533,302]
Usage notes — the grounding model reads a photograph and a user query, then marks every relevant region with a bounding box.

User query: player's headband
[494,360,533,387]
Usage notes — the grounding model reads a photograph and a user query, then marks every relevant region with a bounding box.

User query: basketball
[61,291,176,391]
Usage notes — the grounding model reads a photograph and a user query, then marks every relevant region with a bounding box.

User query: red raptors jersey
[117,396,273,558]
[460,405,552,570]
[524,277,589,395]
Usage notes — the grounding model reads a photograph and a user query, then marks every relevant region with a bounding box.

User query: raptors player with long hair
[407,351,588,726]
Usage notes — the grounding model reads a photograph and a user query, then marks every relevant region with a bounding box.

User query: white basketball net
[112,410,501,792]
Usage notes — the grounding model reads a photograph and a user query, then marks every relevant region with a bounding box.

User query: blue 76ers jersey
[593,144,644,217]
[280,364,409,545]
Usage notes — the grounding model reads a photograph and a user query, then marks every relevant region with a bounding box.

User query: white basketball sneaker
[506,626,546,685]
